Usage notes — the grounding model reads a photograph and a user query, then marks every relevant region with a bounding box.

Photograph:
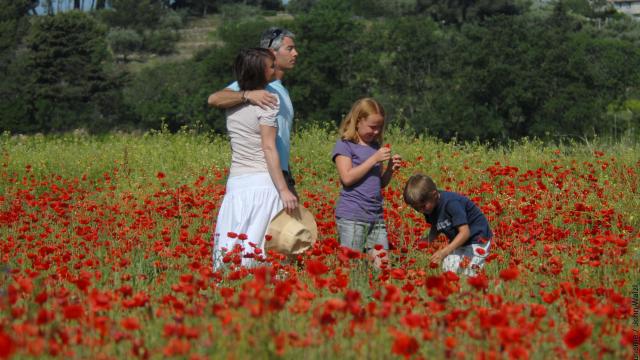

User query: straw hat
[265,206,317,255]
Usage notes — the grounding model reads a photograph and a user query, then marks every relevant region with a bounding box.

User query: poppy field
[1,128,639,359]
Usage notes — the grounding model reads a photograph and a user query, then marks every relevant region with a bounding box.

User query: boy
[403,173,492,275]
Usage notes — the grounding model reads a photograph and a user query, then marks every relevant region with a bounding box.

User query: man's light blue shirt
[227,80,293,171]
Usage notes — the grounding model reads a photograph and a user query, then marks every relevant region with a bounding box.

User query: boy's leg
[336,218,367,252]
[442,249,464,273]
[463,241,491,276]
[365,221,390,269]
[443,241,491,276]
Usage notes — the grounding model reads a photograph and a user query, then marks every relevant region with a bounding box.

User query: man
[208,27,299,196]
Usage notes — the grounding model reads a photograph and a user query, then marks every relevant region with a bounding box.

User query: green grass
[0,128,638,359]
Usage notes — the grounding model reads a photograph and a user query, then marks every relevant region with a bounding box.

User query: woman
[213,48,297,270]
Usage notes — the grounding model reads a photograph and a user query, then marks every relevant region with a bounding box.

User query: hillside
[125,12,293,72]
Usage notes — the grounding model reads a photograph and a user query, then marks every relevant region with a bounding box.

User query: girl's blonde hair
[338,98,385,143]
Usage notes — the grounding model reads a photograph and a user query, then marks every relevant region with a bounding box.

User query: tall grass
[0,128,638,359]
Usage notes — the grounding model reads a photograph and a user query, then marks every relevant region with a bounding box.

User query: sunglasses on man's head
[268,29,283,48]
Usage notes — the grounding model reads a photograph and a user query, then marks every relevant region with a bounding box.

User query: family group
[207,28,492,276]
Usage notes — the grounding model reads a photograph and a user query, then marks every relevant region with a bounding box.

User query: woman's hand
[279,188,298,213]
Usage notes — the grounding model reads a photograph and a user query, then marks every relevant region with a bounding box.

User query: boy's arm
[208,88,277,109]
[429,224,470,264]
[427,226,438,241]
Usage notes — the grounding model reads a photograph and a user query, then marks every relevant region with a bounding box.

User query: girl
[332,98,402,268]
[213,48,297,270]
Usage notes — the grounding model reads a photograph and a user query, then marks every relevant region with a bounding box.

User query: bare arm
[381,154,402,188]
[208,89,277,110]
[260,125,297,211]
[334,147,391,187]
[430,224,470,264]
[427,225,437,242]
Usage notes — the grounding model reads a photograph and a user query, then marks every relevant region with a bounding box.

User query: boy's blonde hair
[338,98,385,143]
[403,173,438,208]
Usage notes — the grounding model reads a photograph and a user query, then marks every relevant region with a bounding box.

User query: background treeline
[1,0,640,142]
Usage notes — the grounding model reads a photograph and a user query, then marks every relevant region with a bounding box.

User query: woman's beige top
[226,98,280,176]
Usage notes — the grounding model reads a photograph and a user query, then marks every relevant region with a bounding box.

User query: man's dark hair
[233,48,275,91]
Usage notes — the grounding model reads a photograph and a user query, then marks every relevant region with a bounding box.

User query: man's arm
[208,89,277,110]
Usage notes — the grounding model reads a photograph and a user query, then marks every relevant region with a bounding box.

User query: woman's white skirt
[212,172,282,270]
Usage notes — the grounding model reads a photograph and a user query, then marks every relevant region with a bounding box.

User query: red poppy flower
[0,330,15,359]
[63,304,84,320]
[306,260,329,276]
[121,317,141,331]
[227,232,238,239]
[563,323,592,349]
[467,273,488,290]
[499,266,519,281]
[391,332,419,358]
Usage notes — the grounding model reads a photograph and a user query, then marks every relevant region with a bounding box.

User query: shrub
[107,28,142,62]
[142,29,179,55]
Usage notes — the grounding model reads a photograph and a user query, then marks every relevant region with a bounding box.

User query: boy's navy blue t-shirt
[424,191,492,245]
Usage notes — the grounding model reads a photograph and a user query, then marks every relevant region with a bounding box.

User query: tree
[352,0,417,17]
[287,0,371,123]
[107,28,142,62]
[367,16,443,129]
[286,0,317,14]
[0,0,33,133]
[99,0,165,31]
[416,0,521,25]
[21,11,123,132]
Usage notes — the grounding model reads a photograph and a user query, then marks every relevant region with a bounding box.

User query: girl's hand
[374,147,391,163]
[389,154,402,171]
[279,188,298,213]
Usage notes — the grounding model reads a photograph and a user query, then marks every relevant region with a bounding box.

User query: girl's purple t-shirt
[331,139,383,222]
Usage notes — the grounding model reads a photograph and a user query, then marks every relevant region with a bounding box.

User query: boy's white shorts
[442,240,492,276]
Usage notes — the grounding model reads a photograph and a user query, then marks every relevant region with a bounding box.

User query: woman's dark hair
[233,48,275,91]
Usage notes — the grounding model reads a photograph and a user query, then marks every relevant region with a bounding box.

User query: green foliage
[0,0,33,133]
[286,0,317,14]
[17,11,125,133]
[352,0,417,17]
[99,0,165,31]
[142,29,180,55]
[97,1,183,55]
[287,0,369,123]
[0,0,32,54]
[219,3,263,20]
[123,60,215,131]
[416,0,522,24]
[158,9,186,30]
[107,28,143,61]
[122,17,275,133]
[1,0,639,143]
